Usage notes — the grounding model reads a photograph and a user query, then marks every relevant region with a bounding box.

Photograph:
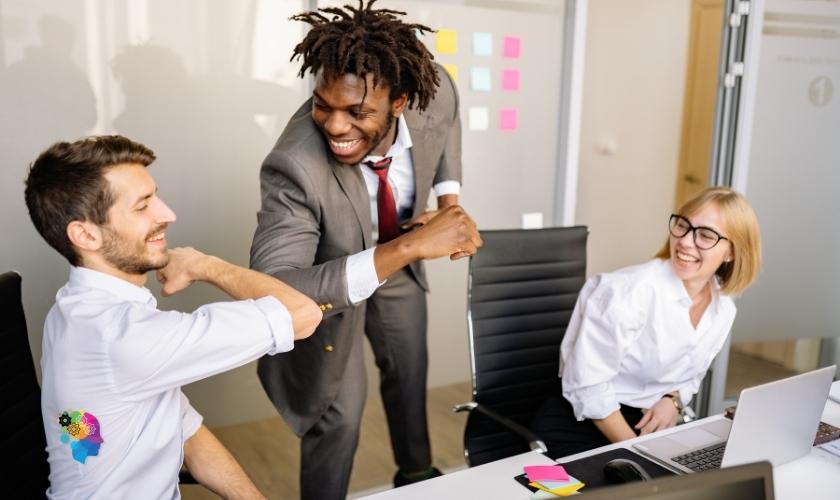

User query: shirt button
[324,344,334,352]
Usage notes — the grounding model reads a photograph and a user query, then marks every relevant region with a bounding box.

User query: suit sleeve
[433,65,462,186]
[250,147,353,313]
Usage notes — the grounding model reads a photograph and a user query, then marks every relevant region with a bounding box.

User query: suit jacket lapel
[330,157,373,249]
[405,110,436,219]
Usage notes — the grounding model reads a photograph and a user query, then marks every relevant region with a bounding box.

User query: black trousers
[531,392,644,459]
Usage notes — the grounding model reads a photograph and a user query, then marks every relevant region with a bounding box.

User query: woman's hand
[635,397,681,435]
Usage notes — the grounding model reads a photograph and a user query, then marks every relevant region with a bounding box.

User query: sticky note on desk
[436,29,457,54]
[524,464,569,482]
[529,479,584,496]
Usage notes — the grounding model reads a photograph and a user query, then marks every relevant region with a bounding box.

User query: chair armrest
[453,402,547,454]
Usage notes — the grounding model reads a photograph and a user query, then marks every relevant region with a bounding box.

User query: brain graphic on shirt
[58,410,103,463]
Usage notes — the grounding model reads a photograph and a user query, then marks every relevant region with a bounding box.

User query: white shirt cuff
[180,391,203,442]
[564,383,620,421]
[678,387,694,407]
[254,296,295,354]
[346,248,384,304]
[433,180,461,197]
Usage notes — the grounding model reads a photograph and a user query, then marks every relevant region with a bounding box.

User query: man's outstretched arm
[183,425,266,500]
[156,247,322,340]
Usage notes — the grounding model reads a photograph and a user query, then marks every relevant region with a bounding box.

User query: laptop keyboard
[669,422,840,472]
[671,442,726,472]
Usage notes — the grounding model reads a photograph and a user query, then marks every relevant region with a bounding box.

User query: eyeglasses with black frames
[668,214,728,250]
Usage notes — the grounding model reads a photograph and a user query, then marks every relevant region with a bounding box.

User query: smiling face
[669,202,734,288]
[311,72,407,165]
[98,163,176,278]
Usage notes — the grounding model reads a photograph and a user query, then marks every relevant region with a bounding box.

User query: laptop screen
[575,461,773,500]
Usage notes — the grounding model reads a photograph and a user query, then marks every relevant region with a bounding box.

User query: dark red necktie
[365,157,400,243]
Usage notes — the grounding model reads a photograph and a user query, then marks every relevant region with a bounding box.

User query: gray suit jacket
[250,66,461,436]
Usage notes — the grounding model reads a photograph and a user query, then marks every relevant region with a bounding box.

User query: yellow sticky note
[443,63,458,82]
[529,481,585,496]
[436,29,457,54]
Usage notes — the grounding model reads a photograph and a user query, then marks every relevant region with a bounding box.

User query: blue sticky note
[472,32,493,56]
[470,67,492,92]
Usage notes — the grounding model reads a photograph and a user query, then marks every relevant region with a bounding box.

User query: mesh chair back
[464,227,587,466]
[1,272,49,497]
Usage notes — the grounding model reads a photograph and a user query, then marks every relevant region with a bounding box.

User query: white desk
[361,399,840,499]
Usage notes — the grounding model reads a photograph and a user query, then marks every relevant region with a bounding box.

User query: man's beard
[101,224,169,275]
[360,113,396,159]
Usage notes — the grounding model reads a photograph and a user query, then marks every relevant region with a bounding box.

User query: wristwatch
[662,393,684,415]
[662,393,696,423]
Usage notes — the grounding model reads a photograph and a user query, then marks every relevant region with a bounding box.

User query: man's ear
[67,221,104,252]
[391,93,408,118]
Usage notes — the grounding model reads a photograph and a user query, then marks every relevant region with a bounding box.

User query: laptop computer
[577,461,774,500]
[633,365,836,474]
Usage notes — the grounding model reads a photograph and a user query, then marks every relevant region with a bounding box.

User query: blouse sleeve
[560,275,646,420]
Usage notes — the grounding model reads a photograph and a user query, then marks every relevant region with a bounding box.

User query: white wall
[0,0,309,427]
[576,0,691,275]
[1,0,693,427]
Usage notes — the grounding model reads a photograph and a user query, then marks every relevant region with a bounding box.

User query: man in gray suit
[250,2,482,499]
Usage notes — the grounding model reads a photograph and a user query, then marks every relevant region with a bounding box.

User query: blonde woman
[533,187,762,457]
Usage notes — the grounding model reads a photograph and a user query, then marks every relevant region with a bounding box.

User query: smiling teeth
[676,251,697,262]
[330,139,360,150]
[148,233,165,242]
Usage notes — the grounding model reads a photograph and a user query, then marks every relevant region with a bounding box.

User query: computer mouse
[603,458,653,483]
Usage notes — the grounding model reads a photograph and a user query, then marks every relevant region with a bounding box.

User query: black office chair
[1,271,50,497]
[454,226,588,467]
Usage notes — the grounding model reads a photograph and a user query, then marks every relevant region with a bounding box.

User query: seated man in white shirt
[24,135,323,499]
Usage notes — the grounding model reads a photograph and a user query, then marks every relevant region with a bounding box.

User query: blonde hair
[655,187,761,295]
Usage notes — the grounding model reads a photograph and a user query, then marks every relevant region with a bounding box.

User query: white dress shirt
[560,258,736,421]
[41,267,294,499]
[345,115,461,304]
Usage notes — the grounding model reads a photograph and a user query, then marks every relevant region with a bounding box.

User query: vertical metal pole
[553,0,587,227]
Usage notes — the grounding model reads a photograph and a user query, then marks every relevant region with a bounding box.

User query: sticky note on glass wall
[470,67,492,92]
[502,69,520,91]
[500,108,518,131]
[503,36,521,59]
[472,32,493,56]
[468,107,489,131]
[436,29,457,54]
[443,64,458,82]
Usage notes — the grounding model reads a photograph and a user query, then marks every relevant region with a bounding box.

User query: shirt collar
[658,258,722,312]
[68,266,156,306]
[362,115,413,164]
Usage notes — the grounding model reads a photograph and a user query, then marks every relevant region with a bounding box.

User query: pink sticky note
[502,68,520,91]
[503,36,521,59]
[524,465,569,482]
[499,108,518,131]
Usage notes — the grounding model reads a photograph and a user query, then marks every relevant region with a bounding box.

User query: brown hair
[24,135,156,266]
[655,187,761,295]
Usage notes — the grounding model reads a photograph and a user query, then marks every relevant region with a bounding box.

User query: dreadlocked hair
[290,0,440,111]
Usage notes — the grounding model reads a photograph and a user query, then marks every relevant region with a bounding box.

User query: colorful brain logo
[57,410,104,464]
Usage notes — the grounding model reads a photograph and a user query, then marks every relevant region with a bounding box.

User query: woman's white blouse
[560,258,736,421]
